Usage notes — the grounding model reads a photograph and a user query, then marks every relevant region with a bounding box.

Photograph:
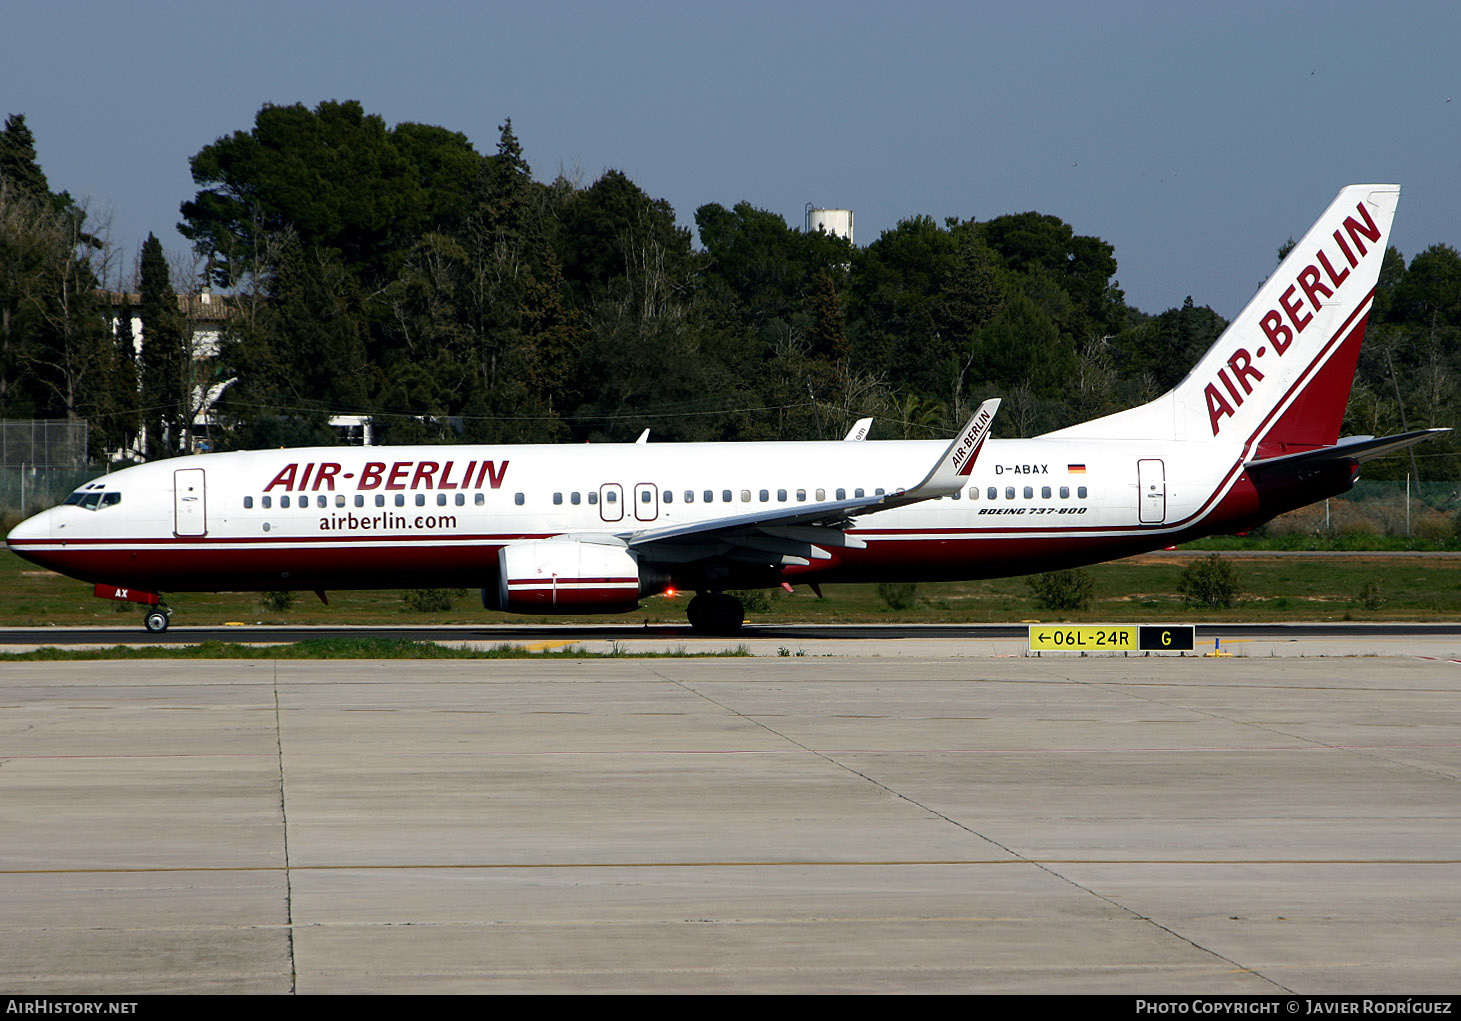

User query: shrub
[1026,569,1094,611]
[1356,579,1387,611]
[877,582,920,611]
[1178,554,1241,609]
[259,590,296,613]
[729,589,776,613]
[401,588,467,613]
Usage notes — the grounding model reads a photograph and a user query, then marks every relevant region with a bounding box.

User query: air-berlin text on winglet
[263,459,510,492]
[952,406,994,476]
[1205,199,1382,437]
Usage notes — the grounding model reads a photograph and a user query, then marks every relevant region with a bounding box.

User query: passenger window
[244,496,254,509]
[553,493,563,505]
[836,488,846,500]
[318,495,328,508]
[875,488,885,496]
[515,493,525,506]
[1023,486,1033,499]
[950,489,960,500]
[1078,486,1088,499]
[606,490,617,504]
[777,489,787,501]
[988,487,996,500]
[1005,487,1015,499]
[759,490,769,502]
[854,488,864,498]
[455,493,465,506]
[641,490,652,503]
[722,490,731,502]
[663,490,673,504]
[281,495,291,508]
[262,496,272,509]
[969,488,979,500]
[1041,486,1051,499]
[588,492,598,505]
[395,494,405,507]
[336,495,346,507]
[475,493,485,506]
[415,493,426,507]
[1060,486,1069,499]
[704,490,714,503]
[376,494,385,507]
[437,494,447,506]
[815,489,825,501]
[684,491,694,504]
[741,490,751,502]
[570,492,580,505]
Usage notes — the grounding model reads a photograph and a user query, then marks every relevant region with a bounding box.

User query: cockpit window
[61,488,120,510]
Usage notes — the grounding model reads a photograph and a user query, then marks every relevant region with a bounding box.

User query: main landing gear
[685,592,744,635]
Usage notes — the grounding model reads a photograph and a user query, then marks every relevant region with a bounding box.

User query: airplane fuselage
[6,433,1339,598]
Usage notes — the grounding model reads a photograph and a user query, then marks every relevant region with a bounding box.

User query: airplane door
[634,482,659,522]
[1138,459,1166,524]
[174,468,207,537]
[598,483,623,523]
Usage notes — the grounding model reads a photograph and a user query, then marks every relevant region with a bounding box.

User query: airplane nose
[6,507,53,546]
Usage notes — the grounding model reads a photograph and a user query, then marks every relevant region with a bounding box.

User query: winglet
[902,399,1000,498]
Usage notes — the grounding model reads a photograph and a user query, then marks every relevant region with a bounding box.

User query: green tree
[139,234,189,457]
[180,100,482,293]
[0,115,115,455]
[0,113,50,203]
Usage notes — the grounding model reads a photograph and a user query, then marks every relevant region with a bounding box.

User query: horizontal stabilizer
[1244,429,1448,473]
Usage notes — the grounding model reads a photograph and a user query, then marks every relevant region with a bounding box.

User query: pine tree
[138,234,186,458]
[110,293,141,457]
[0,113,50,201]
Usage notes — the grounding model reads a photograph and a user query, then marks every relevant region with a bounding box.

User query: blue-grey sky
[3,0,1457,318]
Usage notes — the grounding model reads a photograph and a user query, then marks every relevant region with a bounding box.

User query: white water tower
[805,204,854,244]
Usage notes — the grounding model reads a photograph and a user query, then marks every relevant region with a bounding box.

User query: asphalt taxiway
[2,638,1459,993]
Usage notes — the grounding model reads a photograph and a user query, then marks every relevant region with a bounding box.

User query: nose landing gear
[143,604,173,634]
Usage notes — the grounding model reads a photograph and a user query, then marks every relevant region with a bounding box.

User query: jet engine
[491,538,663,614]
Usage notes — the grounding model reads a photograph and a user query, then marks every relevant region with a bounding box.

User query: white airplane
[6,185,1445,634]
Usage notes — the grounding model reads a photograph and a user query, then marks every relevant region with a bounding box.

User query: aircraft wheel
[144,610,170,634]
[686,595,708,632]
[688,592,743,635]
[712,593,745,634]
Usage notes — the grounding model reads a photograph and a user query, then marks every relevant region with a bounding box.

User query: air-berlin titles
[1204,199,1381,436]
[263,460,509,493]
[952,406,993,476]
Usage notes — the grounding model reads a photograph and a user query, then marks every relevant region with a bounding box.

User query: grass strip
[0,638,754,661]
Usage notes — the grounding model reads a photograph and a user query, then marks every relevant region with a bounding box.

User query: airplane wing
[619,400,1000,567]
[1244,429,1448,474]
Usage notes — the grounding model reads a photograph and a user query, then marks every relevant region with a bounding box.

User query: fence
[0,457,1456,538]
[1,466,102,521]
[0,420,89,469]
[1270,479,1461,540]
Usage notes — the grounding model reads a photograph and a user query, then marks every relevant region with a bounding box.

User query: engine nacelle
[493,539,651,614]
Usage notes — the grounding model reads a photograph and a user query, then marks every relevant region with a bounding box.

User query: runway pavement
[2,649,1459,993]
